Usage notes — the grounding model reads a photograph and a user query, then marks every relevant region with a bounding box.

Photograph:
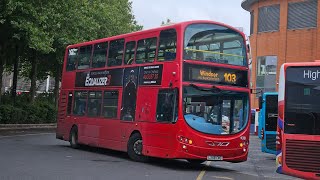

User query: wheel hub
[133,140,143,155]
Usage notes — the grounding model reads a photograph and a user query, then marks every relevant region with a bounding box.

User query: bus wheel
[127,133,149,162]
[187,159,206,165]
[70,126,79,149]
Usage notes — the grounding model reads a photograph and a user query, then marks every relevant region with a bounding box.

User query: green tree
[0,0,142,105]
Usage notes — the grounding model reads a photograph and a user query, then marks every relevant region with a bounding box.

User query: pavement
[0,124,56,136]
[0,131,301,180]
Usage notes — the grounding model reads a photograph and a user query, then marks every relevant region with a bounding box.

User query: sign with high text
[286,66,320,84]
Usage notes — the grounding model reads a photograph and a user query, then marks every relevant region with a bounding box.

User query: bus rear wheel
[127,133,149,162]
[70,126,79,149]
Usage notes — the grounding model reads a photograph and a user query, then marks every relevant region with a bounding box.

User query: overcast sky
[131,0,250,35]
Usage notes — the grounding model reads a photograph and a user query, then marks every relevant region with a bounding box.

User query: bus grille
[286,139,320,173]
[266,134,276,151]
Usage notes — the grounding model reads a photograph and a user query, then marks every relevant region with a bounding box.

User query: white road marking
[211,176,234,180]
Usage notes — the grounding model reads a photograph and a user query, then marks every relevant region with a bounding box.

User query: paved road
[0,133,300,180]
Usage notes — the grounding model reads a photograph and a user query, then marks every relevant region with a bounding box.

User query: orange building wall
[247,0,320,108]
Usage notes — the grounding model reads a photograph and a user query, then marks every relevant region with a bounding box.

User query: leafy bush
[0,94,57,124]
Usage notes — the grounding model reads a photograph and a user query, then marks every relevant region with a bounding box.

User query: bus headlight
[178,136,193,145]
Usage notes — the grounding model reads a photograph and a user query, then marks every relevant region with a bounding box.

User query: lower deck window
[103,91,119,118]
[73,91,88,116]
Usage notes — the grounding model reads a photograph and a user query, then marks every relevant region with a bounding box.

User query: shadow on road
[56,144,235,172]
[147,158,235,172]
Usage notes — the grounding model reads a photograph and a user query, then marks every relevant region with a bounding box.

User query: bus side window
[87,91,102,117]
[157,29,177,61]
[92,42,108,68]
[108,39,124,67]
[66,48,78,71]
[136,37,157,64]
[103,91,119,119]
[156,89,178,123]
[73,91,88,116]
[78,45,92,70]
[124,41,136,65]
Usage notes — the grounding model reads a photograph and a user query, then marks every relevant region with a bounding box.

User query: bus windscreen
[184,23,247,66]
[285,67,320,135]
[265,95,278,131]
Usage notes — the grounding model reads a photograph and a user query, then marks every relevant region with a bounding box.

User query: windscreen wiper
[189,83,221,93]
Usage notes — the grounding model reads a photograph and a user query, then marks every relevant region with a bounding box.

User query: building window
[158,29,177,61]
[103,91,119,118]
[107,39,124,67]
[256,56,277,97]
[250,11,254,35]
[78,45,92,70]
[288,0,318,30]
[136,37,157,64]
[73,91,88,116]
[124,41,136,65]
[66,48,78,71]
[87,91,102,117]
[92,42,108,68]
[258,5,280,32]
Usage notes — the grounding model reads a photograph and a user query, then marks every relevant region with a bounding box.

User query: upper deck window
[136,37,157,64]
[108,39,124,67]
[158,29,177,61]
[92,42,108,68]
[184,24,246,66]
[78,45,92,70]
[66,48,78,71]
[124,41,136,65]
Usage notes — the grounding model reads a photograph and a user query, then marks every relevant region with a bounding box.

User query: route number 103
[224,73,237,83]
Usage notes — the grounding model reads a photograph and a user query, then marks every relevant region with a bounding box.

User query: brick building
[241,0,319,108]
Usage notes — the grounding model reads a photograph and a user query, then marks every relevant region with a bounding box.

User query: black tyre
[69,126,79,149]
[127,133,149,162]
[187,159,206,165]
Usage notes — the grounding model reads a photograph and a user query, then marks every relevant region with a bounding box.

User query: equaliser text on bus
[85,73,110,86]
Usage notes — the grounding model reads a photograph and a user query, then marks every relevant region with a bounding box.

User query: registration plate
[207,156,223,161]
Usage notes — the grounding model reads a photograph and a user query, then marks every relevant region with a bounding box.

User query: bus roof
[67,20,245,49]
[281,61,320,68]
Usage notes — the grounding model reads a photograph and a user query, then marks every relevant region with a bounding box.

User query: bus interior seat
[218,59,228,64]
[196,51,204,60]
[184,50,193,59]
[164,51,176,60]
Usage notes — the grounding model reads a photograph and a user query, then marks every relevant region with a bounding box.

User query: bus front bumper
[176,143,249,163]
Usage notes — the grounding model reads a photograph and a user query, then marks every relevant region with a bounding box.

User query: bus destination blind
[183,63,248,87]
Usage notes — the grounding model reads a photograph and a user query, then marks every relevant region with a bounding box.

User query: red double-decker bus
[56,20,251,163]
[276,62,320,179]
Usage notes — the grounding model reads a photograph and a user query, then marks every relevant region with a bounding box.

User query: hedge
[0,94,57,124]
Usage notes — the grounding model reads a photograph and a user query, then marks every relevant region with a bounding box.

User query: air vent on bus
[285,139,320,173]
